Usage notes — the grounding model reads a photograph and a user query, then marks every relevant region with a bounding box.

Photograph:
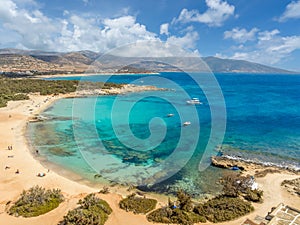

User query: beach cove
[0,73,299,225]
[31,73,300,192]
[0,87,174,225]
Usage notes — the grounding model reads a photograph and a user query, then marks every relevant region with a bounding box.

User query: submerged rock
[48,147,75,157]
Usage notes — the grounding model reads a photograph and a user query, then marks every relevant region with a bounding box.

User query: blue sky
[0,0,300,71]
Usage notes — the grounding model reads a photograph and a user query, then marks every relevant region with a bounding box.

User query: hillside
[0,48,295,75]
[203,57,292,74]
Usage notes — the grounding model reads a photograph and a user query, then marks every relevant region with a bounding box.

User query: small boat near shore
[186,98,202,105]
[183,121,191,126]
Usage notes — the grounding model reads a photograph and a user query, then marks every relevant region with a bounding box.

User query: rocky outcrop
[281,178,300,197]
[211,156,299,175]
[211,156,246,170]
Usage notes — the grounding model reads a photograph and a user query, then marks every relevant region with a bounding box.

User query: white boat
[183,121,191,126]
[167,113,174,117]
[186,98,202,105]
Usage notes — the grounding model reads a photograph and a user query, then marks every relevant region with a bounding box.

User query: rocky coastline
[211,155,300,175]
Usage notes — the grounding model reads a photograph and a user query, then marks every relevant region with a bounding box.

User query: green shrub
[119,194,157,214]
[244,189,263,202]
[147,190,206,225]
[59,193,112,225]
[147,207,206,224]
[0,77,124,108]
[11,93,29,101]
[221,173,263,202]
[0,97,7,107]
[176,190,193,212]
[147,207,173,223]
[194,196,254,223]
[8,186,64,217]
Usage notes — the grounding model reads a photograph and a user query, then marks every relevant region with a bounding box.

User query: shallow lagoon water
[28,72,300,196]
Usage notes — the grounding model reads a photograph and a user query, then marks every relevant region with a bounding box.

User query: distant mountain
[0,48,295,75]
[202,57,293,74]
[0,48,61,56]
[31,52,93,67]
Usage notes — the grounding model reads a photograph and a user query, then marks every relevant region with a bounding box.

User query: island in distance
[0,48,294,76]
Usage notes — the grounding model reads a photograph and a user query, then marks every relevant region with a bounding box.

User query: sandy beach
[0,94,299,225]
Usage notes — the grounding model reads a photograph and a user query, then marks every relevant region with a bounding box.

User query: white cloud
[0,0,59,50]
[258,29,280,41]
[160,23,169,35]
[109,40,200,58]
[224,27,259,43]
[260,35,300,56]
[166,31,199,49]
[223,28,300,66]
[0,0,203,57]
[230,52,250,60]
[55,15,158,52]
[174,0,235,27]
[0,0,18,20]
[0,0,159,52]
[279,0,300,22]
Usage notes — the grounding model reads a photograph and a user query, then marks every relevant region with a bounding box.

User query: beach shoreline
[0,92,168,225]
[30,72,161,79]
[0,92,299,225]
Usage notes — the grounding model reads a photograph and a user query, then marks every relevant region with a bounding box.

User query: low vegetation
[255,169,281,178]
[147,190,206,225]
[194,196,254,223]
[221,173,263,202]
[8,185,64,217]
[98,186,110,194]
[58,193,112,225]
[147,207,206,225]
[119,193,157,214]
[147,177,259,225]
[244,189,264,202]
[0,76,123,107]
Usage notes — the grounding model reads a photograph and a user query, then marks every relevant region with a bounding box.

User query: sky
[0,0,300,71]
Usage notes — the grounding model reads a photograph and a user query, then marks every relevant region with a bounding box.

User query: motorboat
[186,98,202,105]
[167,113,174,117]
[183,121,191,126]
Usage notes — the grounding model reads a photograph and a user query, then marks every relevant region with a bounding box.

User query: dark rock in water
[94,174,102,179]
[48,147,75,156]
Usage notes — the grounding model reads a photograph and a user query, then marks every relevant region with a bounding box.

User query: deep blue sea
[28,72,300,196]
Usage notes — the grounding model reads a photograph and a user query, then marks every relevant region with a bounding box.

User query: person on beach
[15,169,19,174]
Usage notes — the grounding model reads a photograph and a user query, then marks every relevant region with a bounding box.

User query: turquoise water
[28,72,300,196]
